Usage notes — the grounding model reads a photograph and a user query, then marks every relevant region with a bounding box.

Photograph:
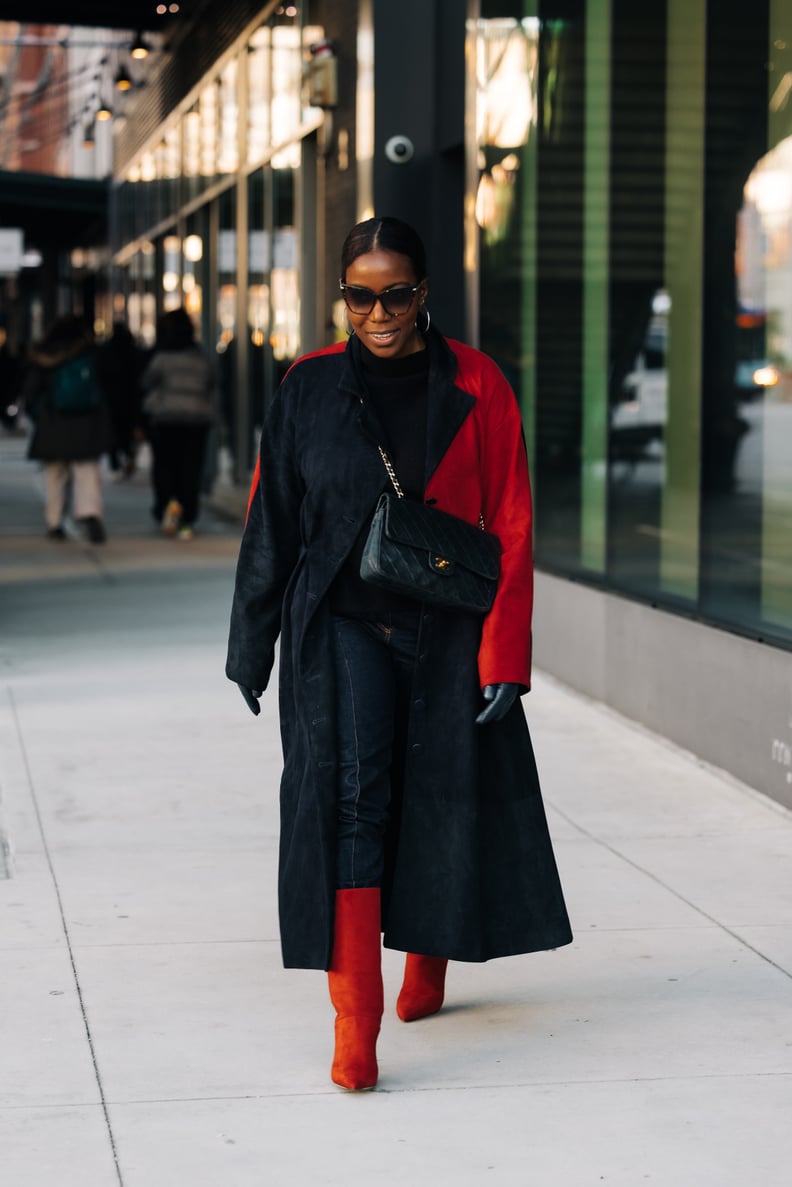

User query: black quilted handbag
[360,447,501,614]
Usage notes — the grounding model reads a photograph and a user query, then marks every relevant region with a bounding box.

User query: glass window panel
[139,241,157,347]
[272,25,302,145]
[473,0,790,652]
[162,124,181,213]
[271,165,299,368]
[699,1,792,645]
[247,26,271,164]
[606,0,671,598]
[183,106,201,203]
[218,58,239,175]
[581,0,611,574]
[162,234,182,312]
[182,223,205,325]
[476,5,586,573]
[246,167,272,474]
[750,139,792,630]
[473,4,540,464]
[199,82,218,183]
[214,190,238,482]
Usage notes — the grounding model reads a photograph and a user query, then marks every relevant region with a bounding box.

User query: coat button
[411,743,422,752]
[413,698,425,710]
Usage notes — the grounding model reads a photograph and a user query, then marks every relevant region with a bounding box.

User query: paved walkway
[1,430,791,1185]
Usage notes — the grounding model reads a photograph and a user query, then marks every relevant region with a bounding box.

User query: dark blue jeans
[331,614,421,889]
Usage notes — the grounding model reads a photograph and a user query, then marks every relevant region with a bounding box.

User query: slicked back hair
[340,216,427,283]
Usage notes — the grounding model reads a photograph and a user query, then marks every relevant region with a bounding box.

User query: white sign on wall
[0,228,24,276]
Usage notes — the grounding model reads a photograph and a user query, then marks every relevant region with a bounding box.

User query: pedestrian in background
[96,320,144,479]
[226,216,572,1091]
[0,319,23,431]
[141,308,215,540]
[24,313,111,543]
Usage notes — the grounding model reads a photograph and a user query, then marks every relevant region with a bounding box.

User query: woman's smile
[343,249,427,359]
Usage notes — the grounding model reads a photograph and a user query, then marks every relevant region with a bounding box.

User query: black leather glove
[475,682,519,725]
[238,684,263,716]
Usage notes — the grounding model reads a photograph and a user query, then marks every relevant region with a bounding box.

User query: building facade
[108,0,792,806]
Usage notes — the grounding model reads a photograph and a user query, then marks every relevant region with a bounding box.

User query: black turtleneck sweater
[329,343,430,619]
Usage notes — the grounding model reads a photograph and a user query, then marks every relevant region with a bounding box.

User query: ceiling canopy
[0,2,182,32]
[0,170,107,247]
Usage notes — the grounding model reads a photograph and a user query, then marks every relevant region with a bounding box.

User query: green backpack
[52,353,102,414]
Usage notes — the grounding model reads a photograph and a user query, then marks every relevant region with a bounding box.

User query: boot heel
[396,953,448,1022]
[331,1016,380,1090]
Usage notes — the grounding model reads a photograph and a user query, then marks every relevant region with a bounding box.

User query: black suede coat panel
[226,330,572,969]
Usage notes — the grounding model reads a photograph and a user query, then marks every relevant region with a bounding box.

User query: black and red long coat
[226,327,572,970]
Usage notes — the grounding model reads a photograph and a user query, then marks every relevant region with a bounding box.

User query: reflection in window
[272,25,302,145]
[474,17,538,248]
[248,285,270,348]
[200,84,217,180]
[476,17,537,148]
[610,290,669,470]
[218,59,239,175]
[128,242,157,347]
[736,136,792,630]
[272,226,299,361]
[183,231,204,320]
[163,126,180,178]
[217,229,237,350]
[213,188,237,480]
[247,26,271,163]
[243,167,271,475]
[184,106,201,201]
[162,234,182,312]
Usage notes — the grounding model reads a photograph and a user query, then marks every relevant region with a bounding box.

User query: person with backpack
[25,313,112,543]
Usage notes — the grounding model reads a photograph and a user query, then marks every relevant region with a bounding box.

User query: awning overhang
[0,169,108,251]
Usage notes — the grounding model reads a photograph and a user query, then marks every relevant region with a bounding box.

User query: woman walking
[25,313,111,543]
[141,308,215,540]
[226,216,572,1090]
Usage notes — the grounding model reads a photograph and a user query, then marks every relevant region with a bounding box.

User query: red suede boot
[327,888,384,1090]
[396,953,448,1022]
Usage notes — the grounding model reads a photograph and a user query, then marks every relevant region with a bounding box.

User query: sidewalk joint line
[8,688,125,1187]
[550,802,792,982]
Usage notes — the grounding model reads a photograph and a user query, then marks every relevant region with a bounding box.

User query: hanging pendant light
[114,64,133,92]
[96,97,113,121]
[130,32,151,60]
[82,121,96,149]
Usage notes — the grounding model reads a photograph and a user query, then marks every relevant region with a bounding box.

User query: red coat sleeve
[424,345,534,690]
[476,376,534,690]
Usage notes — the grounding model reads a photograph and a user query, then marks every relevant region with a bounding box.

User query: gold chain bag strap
[359,445,501,614]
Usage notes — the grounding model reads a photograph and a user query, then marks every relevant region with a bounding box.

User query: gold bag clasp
[429,555,454,575]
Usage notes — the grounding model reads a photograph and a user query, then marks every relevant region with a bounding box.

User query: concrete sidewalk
[1,429,791,1186]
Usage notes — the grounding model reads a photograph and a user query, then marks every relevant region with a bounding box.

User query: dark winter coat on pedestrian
[25,330,112,463]
[141,346,215,425]
[226,327,572,970]
[96,326,144,450]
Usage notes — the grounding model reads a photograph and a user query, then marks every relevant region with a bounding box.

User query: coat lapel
[424,332,475,486]
[343,329,475,491]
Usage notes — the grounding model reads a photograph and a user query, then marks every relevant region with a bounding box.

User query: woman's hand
[475,683,519,725]
[237,684,263,716]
